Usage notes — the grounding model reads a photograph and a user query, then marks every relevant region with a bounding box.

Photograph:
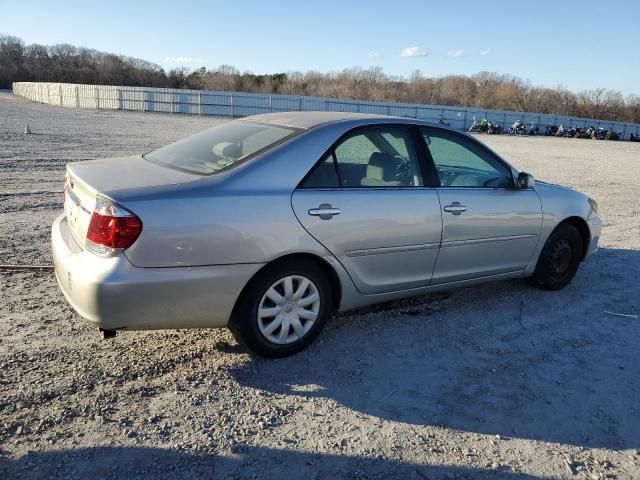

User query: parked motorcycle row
[464,116,637,141]
[546,124,620,140]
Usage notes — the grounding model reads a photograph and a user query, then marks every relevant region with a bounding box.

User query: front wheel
[229,258,333,358]
[532,223,583,290]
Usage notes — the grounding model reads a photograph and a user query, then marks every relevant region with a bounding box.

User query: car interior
[423,133,514,188]
[302,129,422,188]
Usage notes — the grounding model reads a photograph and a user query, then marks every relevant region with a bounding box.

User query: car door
[292,125,442,294]
[419,127,542,284]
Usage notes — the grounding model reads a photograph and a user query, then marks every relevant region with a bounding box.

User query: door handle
[308,204,341,220]
[443,202,467,215]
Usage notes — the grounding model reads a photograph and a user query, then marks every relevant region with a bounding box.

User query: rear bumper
[51,214,262,330]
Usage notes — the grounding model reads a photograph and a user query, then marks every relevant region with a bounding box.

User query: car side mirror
[516,172,535,189]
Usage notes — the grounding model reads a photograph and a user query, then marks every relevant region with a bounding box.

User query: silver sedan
[52,112,602,357]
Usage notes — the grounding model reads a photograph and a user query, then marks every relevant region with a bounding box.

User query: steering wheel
[393,156,414,185]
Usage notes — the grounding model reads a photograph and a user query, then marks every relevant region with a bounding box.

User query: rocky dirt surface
[1,92,639,479]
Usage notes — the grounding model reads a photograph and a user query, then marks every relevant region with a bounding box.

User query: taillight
[86,197,142,257]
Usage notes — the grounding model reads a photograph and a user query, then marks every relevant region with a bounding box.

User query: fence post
[298,98,302,112]
[230,94,234,117]
[463,110,468,129]
[387,105,391,115]
[59,84,63,106]
[75,85,80,108]
[198,91,202,115]
[269,95,273,113]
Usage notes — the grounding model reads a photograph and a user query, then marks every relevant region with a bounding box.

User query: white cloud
[447,49,465,58]
[400,46,429,57]
[368,51,380,59]
[164,56,204,64]
[479,48,491,56]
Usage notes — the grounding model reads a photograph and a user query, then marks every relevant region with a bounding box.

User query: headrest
[212,142,242,158]
[367,152,397,181]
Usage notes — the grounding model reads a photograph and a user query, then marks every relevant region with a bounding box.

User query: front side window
[145,121,298,175]
[421,129,514,188]
[302,127,423,188]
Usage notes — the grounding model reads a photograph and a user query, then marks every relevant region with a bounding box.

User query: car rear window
[144,121,299,175]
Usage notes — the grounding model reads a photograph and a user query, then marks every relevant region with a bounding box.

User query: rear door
[292,125,442,294]
[419,127,542,284]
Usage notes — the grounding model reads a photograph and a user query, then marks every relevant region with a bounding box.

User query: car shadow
[227,248,640,450]
[0,445,552,479]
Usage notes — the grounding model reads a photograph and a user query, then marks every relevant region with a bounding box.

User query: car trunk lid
[64,155,200,249]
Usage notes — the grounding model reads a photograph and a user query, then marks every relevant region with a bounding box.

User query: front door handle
[443,202,467,215]
[308,204,341,220]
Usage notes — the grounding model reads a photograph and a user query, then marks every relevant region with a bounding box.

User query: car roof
[241,111,408,130]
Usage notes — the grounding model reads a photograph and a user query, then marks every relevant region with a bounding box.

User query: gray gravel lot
[1,91,639,479]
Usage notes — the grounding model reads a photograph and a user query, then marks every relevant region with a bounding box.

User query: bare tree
[2,34,639,123]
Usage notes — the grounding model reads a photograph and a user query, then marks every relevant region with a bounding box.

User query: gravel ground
[1,91,639,480]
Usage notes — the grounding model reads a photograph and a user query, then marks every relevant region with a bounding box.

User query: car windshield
[144,121,299,175]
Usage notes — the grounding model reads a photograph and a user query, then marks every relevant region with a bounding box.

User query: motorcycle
[528,123,539,136]
[605,130,620,141]
[469,117,489,133]
[565,127,579,138]
[574,127,591,139]
[508,120,527,135]
[487,121,502,135]
[545,123,559,136]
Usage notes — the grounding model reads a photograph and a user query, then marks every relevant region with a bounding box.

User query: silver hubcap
[257,275,320,345]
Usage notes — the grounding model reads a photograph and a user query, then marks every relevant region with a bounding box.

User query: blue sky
[1,0,639,94]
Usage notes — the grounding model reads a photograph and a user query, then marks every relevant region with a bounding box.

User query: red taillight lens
[86,198,142,254]
[87,212,142,248]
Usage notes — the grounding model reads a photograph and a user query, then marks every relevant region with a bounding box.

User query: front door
[419,127,542,284]
[292,125,442,294]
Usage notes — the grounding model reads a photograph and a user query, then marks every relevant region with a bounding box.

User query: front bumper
[51,214,262,330]
[585,214,603,258]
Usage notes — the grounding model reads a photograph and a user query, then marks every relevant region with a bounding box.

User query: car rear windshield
[144,121,299,175]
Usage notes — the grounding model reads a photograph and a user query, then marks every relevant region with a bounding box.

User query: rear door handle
[443,202,467,215]
[308,204,341,220]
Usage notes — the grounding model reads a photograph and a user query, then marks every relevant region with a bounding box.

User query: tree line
[2,35,639,123]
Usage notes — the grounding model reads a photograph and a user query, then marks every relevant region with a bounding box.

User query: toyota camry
[52,112,602,357]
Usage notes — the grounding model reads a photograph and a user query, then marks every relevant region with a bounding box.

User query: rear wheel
[229,258,332,358]
[532,223,583,290]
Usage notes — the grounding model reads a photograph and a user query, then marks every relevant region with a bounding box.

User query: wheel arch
[231,253,342,319]
[558,216,591,260]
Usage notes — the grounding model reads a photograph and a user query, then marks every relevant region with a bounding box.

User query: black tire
[229,258,333,358]
[532,223,583,290]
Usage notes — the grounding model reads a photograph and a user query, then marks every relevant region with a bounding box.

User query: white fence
[12,82,640,139]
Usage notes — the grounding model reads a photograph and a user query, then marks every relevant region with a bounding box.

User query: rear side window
[301,126,423,188]
[301,154,340,188]
[145,121,299,175]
